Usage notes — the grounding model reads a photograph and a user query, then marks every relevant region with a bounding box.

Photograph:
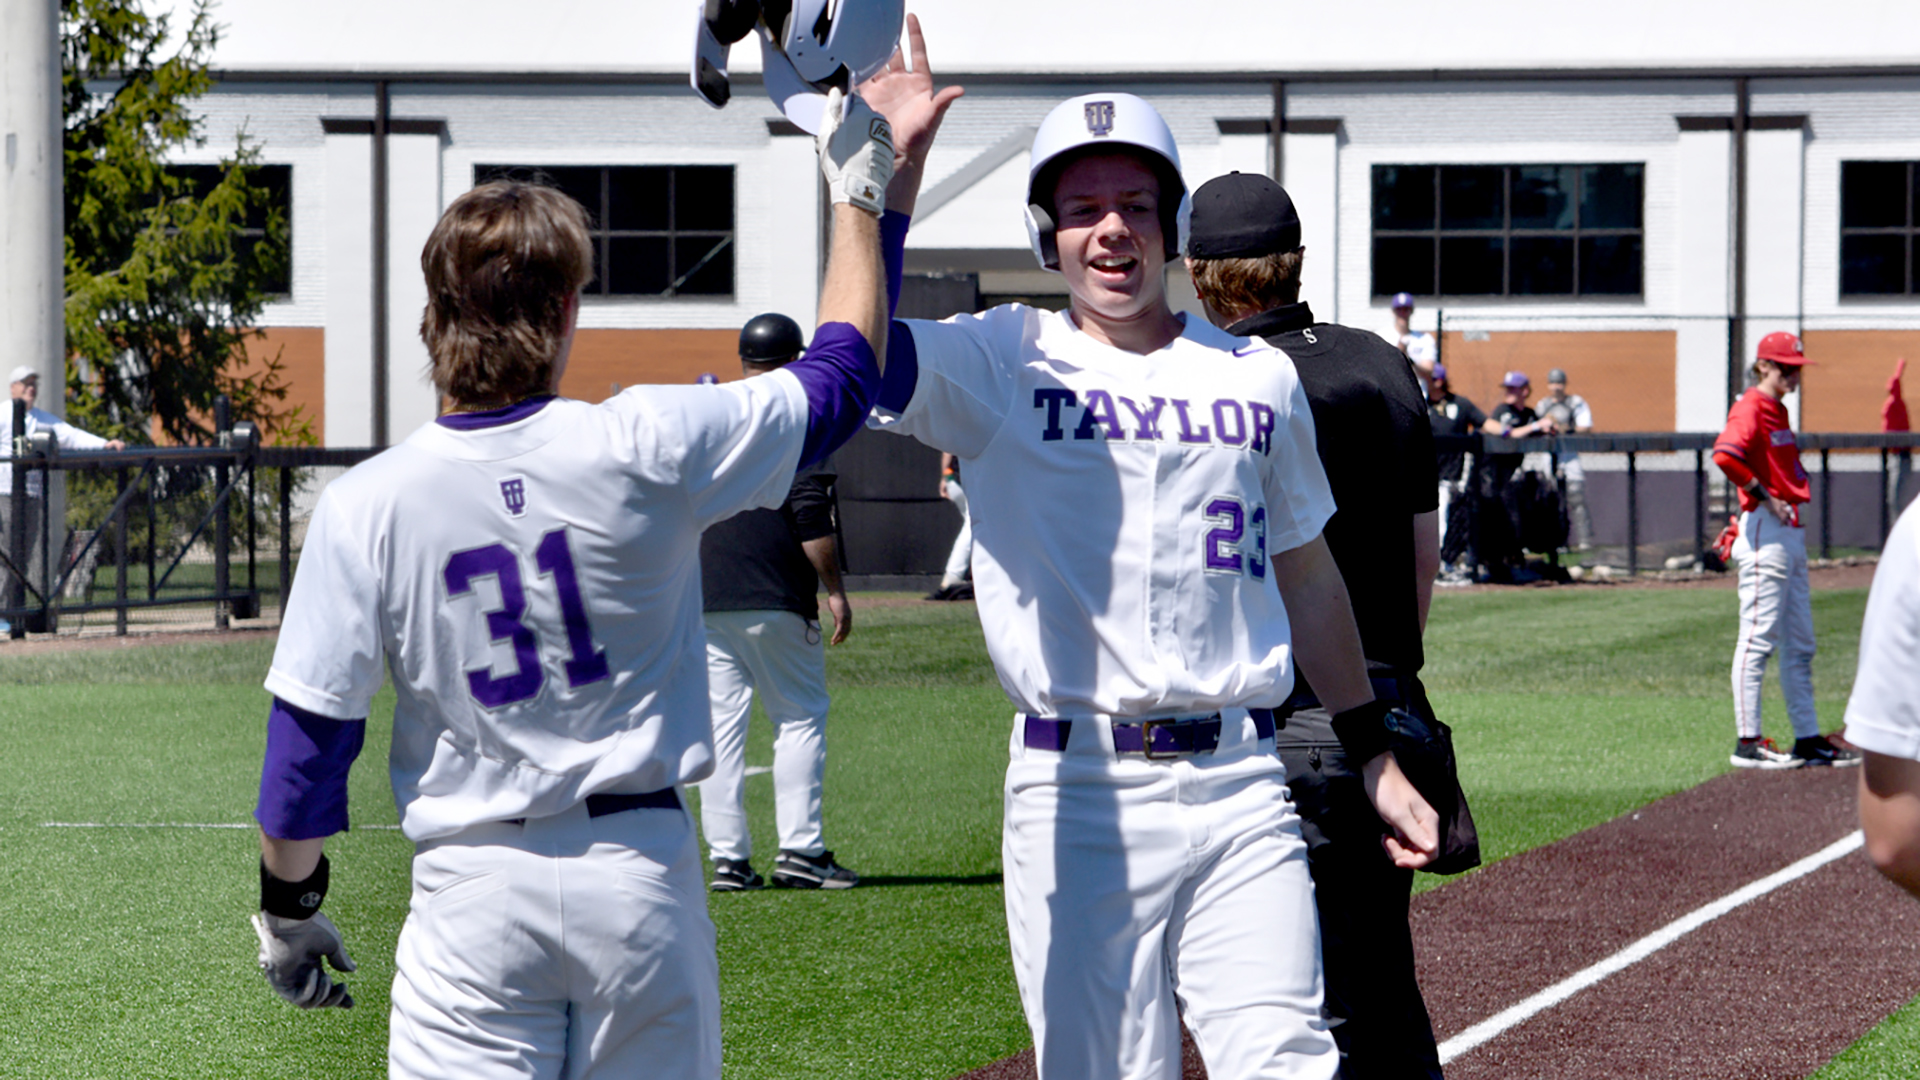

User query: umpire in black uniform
[1186,173,1447,1079]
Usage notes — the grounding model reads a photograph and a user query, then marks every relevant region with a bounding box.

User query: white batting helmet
[1023,93,1190,272]
[690,0,903,134]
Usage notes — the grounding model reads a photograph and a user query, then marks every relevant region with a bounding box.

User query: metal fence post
[214,395,231,630]
[1627,450,1639,576]
[115,465,128,636]
[1694,448,1706,561]
[8,397,25,639]
[1820,447,1832,560]
[279,464,293,620]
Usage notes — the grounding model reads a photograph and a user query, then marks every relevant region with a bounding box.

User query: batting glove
[251,911,357,1009]
[816,86,894,216]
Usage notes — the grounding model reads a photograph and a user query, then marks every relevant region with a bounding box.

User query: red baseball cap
[1756,331,1813,366]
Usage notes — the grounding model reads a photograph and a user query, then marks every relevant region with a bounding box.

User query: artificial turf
[0,582,1898,1079]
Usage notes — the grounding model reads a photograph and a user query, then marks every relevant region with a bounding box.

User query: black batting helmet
[738,312,806,364]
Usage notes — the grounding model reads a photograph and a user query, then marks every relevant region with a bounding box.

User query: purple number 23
[1203,497,1268,579]
[444,527,610,708]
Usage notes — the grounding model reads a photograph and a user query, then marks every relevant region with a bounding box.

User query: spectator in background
[1427,364,1497,585]
[936,451,972,594]
[1384,292,1438,393]
[696,313,860,892]
[1480,371,1556,584]
[0,366,127,633]
[1537,368,1596,550]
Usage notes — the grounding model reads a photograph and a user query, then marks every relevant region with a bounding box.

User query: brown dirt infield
[956,767,1920,1080]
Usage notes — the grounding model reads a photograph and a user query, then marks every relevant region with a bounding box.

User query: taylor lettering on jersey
[1032,388,1278,453]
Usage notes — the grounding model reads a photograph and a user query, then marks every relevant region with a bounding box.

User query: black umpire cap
[1187,172,1302,259]
[738,312,806,364]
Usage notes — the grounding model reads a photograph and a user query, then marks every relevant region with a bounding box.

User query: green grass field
[0,582,1900,1079]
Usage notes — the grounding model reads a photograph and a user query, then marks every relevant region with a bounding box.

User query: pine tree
[61,0,305,447]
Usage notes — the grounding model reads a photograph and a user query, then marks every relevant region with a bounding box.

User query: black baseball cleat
[1731,737,1801,769]
[710,858,764,892]
[1792,734,1862,768]
[771,849,859,889]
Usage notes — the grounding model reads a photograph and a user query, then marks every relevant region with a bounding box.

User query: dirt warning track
[956,767,1920,1080]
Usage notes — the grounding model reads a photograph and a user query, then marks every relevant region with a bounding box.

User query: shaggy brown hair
[1187,249,1305,323]
[420,181,594,404]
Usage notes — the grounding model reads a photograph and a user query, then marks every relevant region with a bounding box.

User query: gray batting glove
[817,85,894,215]
[251,910,356,1009]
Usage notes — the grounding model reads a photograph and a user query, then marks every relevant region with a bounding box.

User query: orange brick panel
[1437,330,1676,431]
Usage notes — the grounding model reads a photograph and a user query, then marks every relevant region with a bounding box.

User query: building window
[1371,164,1643,299]
[168,163,293,296]
[1840,161,1919,296]
[474,165,734,297]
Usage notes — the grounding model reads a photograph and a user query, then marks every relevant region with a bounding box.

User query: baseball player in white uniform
[860,51,1438,1080]
[1851,497,1920,896]
[247,88,896,1079]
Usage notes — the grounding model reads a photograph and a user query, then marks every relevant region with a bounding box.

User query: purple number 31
[1203,496,1268,579]
[444,527,610,708]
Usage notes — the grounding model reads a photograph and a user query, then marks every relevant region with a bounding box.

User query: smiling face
[1052,151,1170,328]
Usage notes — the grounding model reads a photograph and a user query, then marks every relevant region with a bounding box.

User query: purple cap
[1502,370,1530,388]
[696,373,719,385]
[1391,292,1415,310]
[1431,363,1448,382]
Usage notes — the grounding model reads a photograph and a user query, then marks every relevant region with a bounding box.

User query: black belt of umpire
[506,788,679,827]
[1023,709,1276,759]
[1282,674,1413,715]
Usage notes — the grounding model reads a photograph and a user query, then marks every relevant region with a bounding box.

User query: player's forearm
[801,535,845,596]
[817,205,888,372]
[1272,536,1372,714]
[261,833,326,882]
[1412,509,1440,632]
[1861,752,1920,899]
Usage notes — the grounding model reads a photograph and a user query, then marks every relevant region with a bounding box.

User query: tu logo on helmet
[1084,101,1115,137]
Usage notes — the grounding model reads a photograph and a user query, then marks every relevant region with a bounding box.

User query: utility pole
[3,0,62,403]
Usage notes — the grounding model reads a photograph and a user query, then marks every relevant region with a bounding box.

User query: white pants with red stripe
[1731,509,1820,741]
[388,800,720,1080]
[1001,711,1337,1080]
[695,609,830,863]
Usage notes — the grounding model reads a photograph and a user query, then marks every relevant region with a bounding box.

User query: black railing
[1435,431,1920,575]
[3,397,376,638]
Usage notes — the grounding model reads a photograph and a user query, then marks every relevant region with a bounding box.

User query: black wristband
[1329,698,1393,763]
[260,854,329,920]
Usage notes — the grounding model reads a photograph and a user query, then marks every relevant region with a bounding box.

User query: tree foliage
[61,0,306,447]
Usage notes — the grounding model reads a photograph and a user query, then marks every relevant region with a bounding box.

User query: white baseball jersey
[1843,499,1920,759]
[266,376,809,841]
[871,305,1334,719]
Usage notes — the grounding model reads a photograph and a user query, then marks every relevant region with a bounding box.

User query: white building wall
[386,130,443,437]
[1282,130,1340,324]
[322,126,372,445]
[1672,126,1733,431]
[1743,124,1808,425]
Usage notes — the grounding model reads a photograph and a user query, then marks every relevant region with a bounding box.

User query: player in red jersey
[1712,332,1859,769]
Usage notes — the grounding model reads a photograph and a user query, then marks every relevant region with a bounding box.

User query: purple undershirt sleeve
[786,322,880,468]
[877,321,919,413]
[882,209,909,316]
[255,697,366,841]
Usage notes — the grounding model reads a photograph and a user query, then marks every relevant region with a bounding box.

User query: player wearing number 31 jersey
[247,87,896,1080]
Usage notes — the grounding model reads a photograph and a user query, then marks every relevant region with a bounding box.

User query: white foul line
[1438,829,1865,1064]
[41,822,404,830]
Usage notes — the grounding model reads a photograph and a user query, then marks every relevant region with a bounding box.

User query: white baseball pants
[1731,509,1820,741]
[943,479,973,584]
[696,610,830,863]
[1002,712,1337,1080]
[388,799,720,1080]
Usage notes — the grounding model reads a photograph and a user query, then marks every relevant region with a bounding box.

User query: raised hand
[856,14,965,214]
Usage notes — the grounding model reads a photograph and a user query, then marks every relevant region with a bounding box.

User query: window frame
[472,163,736,300]
[164,162,294,299]
[1838,160,1918,299]
[1370,163,1646,300]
